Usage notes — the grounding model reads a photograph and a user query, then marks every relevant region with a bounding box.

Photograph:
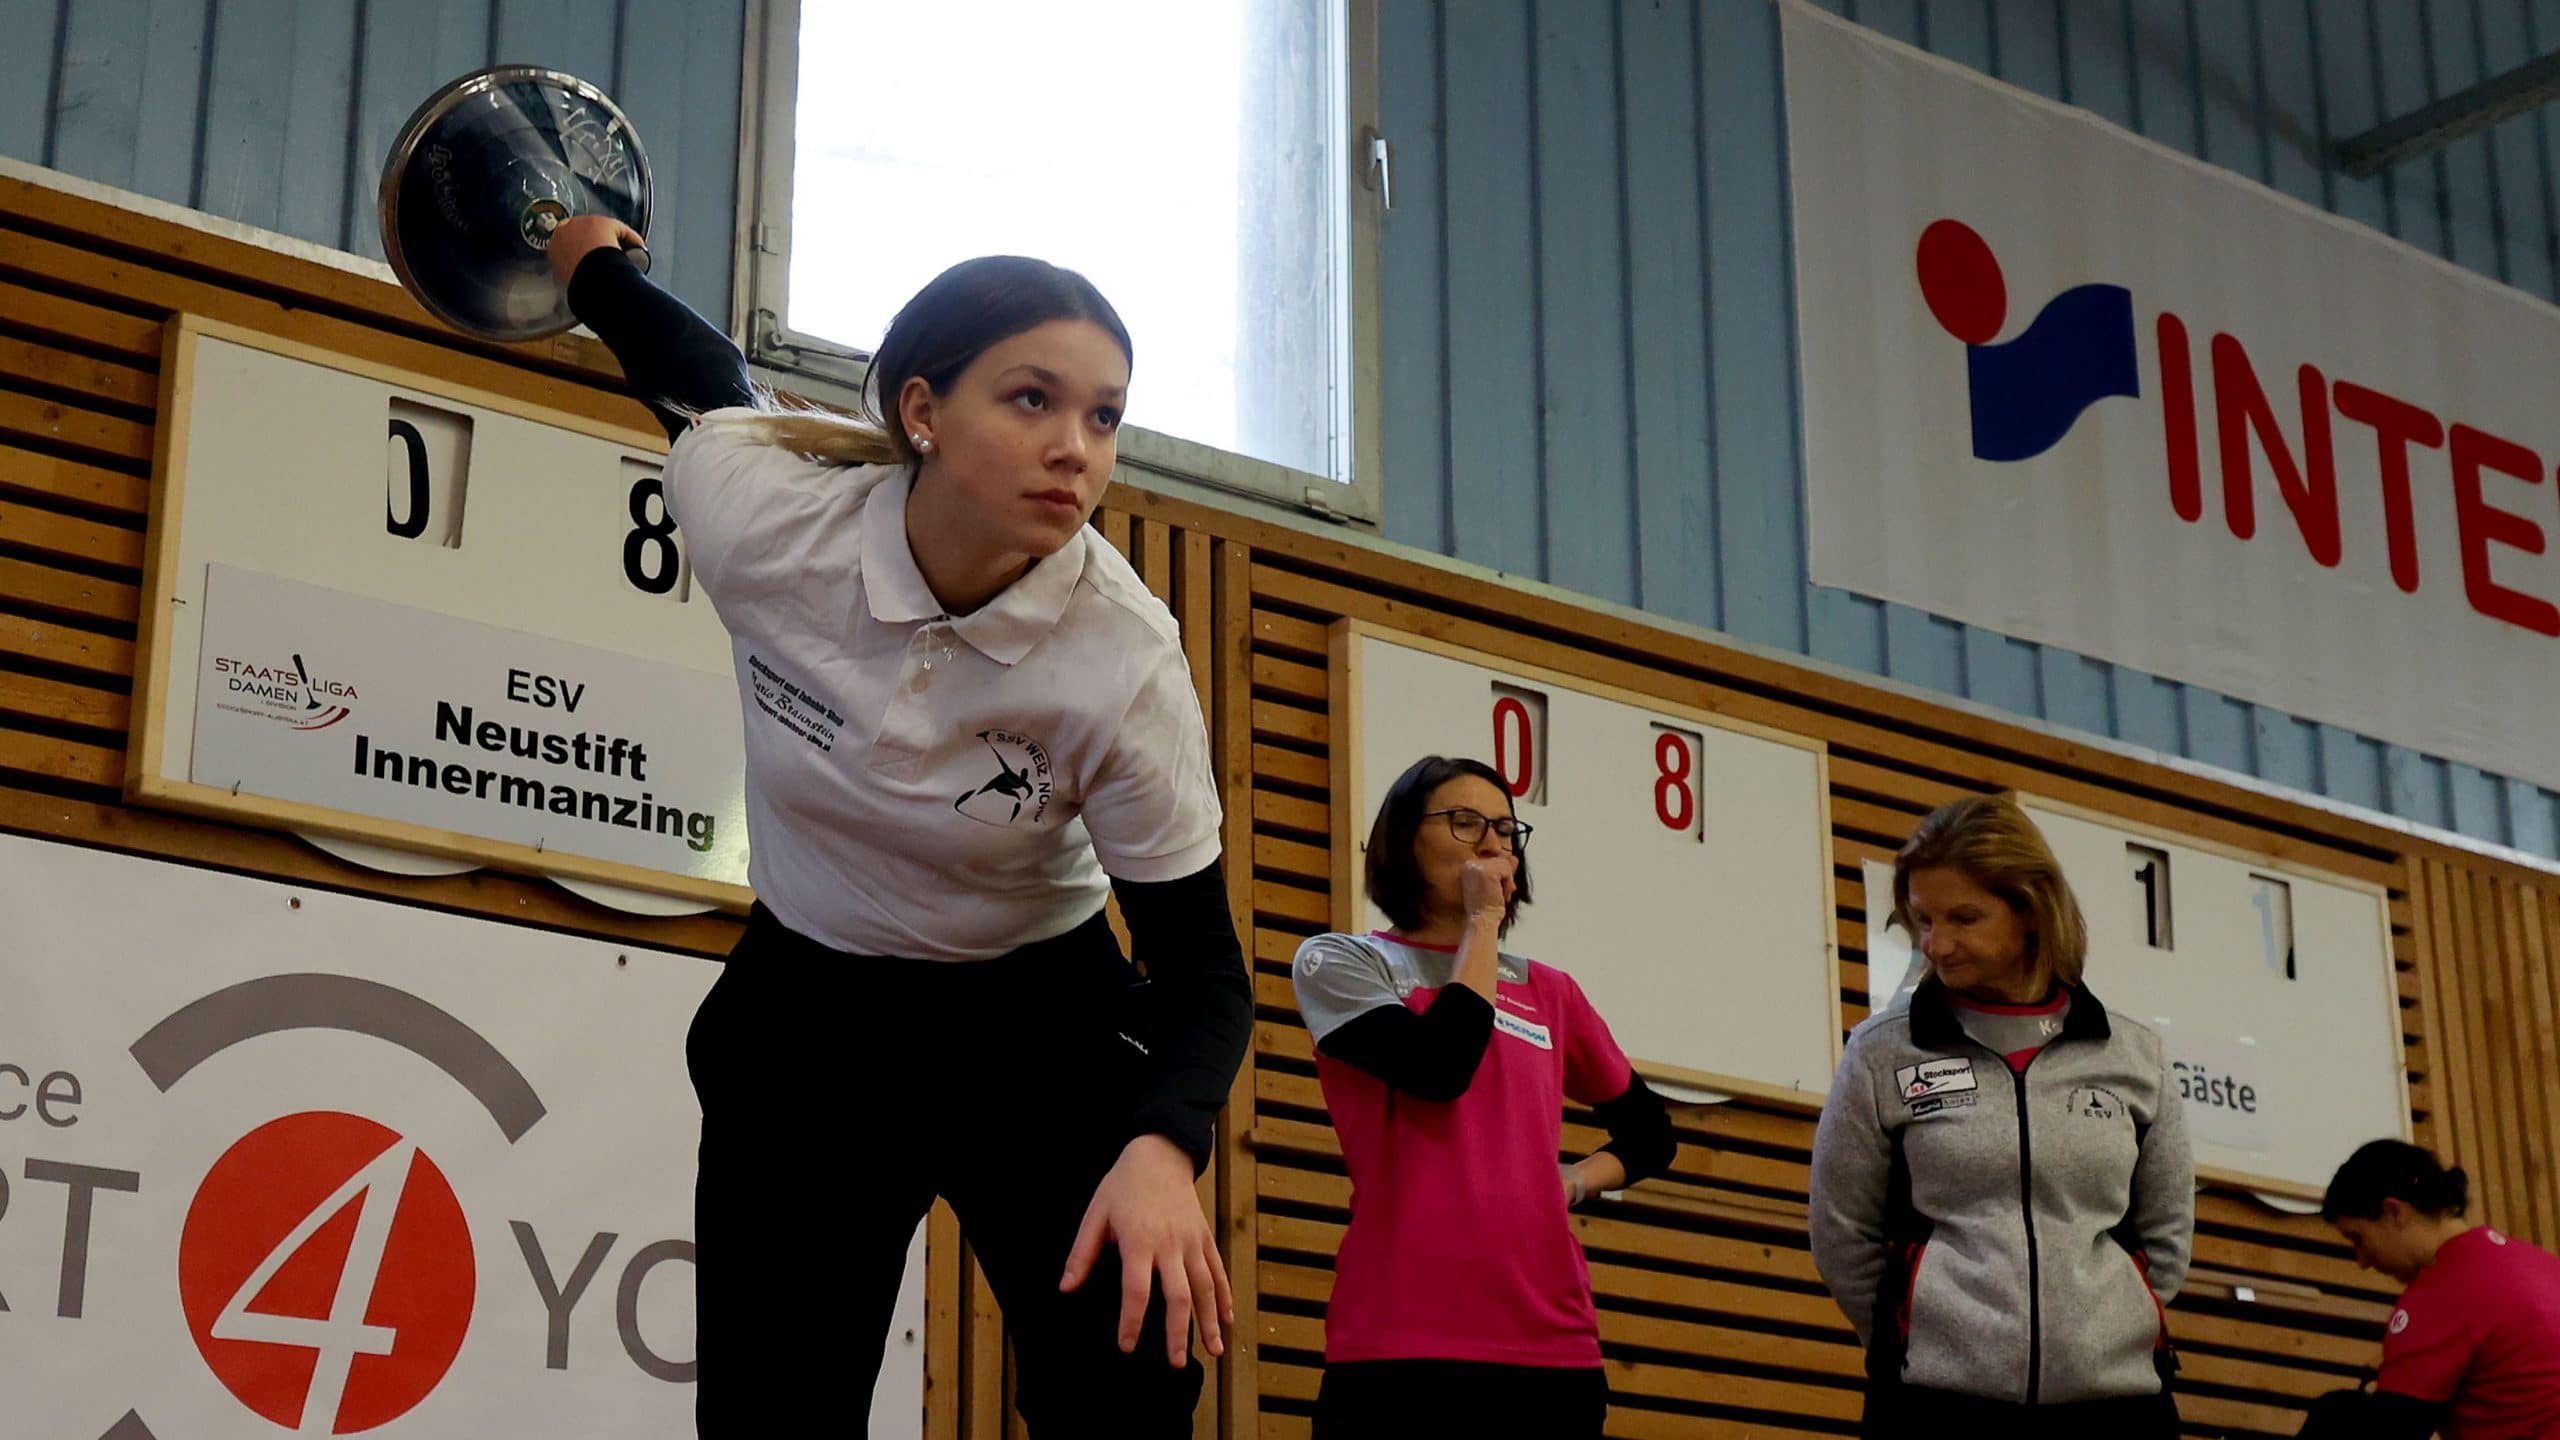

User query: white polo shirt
[664,412,1223,961]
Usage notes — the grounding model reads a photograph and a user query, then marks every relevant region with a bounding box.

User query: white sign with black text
[133,319,743,908]
[189,565,747,889]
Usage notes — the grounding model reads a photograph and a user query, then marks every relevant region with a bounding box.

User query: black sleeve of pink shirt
[1591,1075,1677,1186]
[1319,1003,1674,1185]
[565,246,757,443]
[1313,988,1496,1103]
[1111,858,1253,1174]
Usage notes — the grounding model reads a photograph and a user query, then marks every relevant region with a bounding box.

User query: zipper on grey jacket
[2011,1057,2044,1405]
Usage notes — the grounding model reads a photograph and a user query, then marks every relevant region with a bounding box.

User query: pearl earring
[911,433,934,455]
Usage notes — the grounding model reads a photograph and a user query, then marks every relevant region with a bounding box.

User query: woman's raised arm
[551,215,755,441]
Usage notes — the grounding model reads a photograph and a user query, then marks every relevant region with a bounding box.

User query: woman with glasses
[1290,755,1677,1437]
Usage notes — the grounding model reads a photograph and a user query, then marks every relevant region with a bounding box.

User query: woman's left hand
[545,213,646,289]
[1060,1133,1233,1366]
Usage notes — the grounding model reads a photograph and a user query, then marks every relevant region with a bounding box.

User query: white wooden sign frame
[1328,620,1842,1107]
[129,314,748,911]
[2015,791,2413,1200]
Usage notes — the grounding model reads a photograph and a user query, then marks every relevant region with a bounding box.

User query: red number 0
[1654,731,1695,832]
[1492,696,1534,798]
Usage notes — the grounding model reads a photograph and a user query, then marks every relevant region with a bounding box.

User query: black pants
[687,905,1201,1438]
[1863,1382,2180,1439]
[1314,1359,1608,1438]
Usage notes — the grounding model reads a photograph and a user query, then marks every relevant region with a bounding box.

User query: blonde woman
[1810,796,2194,1438]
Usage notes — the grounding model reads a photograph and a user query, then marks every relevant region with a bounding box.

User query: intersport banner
[1785,1,2560,794]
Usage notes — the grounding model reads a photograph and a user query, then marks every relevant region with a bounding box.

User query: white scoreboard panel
[2018,795,2409,1198]
[131,316,748,910]
[1333,624,1840,1103]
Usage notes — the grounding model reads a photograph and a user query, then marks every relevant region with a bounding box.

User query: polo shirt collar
[859,469,1090,667]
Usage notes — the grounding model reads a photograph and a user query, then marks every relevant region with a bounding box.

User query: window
[738,0,1382,521]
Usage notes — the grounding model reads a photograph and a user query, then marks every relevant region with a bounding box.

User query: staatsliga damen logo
[952,730,1054,827]
[208,650,361,732]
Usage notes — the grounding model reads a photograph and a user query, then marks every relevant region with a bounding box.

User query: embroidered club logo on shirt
[2390,1308,2411,1334]
[2071,1085,2127,1122]
[952,729,1053,826]
[1493,1009,1555,1051]
[1896,1057,1980,1116]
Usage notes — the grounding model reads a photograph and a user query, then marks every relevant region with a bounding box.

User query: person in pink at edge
[2296,1140,2560,1439]
[1289,755,1677,1437]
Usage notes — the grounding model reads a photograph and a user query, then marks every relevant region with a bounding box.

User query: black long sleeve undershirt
[1588,1075,1678,1186]
[1318,995,1678,1188]
[1111,859,1253,1174]
[1316,987,1495,1102]
[566,245,1250,1173]
[564,246,756,441]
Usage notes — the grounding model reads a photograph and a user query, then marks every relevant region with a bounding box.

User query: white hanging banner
[0,835,926,1439]
[1785,0,2560,793]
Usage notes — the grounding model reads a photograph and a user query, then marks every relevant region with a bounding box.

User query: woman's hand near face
[1460,855,1515,924]
[1450,855,1514,1004]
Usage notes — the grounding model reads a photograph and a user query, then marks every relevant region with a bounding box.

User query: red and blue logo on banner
[1916,217,2558,640]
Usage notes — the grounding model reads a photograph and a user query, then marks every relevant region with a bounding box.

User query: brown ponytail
[709,406,908,467]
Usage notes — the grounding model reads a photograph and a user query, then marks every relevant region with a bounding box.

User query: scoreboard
[1333,624,1840,1103]
[131,316,745,913]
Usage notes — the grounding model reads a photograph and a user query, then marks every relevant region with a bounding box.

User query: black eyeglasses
[1424,807,1532,852]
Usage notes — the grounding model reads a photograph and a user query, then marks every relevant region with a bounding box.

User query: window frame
[731,0,1385,524]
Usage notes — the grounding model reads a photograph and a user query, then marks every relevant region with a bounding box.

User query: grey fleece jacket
[1809,977,2196,1406]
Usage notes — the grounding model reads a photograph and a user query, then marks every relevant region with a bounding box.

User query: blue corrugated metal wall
[0,0,743,326]
[1377,0,2560,859]
[2,0,2548,857]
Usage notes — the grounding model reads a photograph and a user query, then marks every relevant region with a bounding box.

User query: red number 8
[1654,731,1694,832]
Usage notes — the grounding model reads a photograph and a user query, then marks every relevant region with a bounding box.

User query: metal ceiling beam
[2337,48,2560,178]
